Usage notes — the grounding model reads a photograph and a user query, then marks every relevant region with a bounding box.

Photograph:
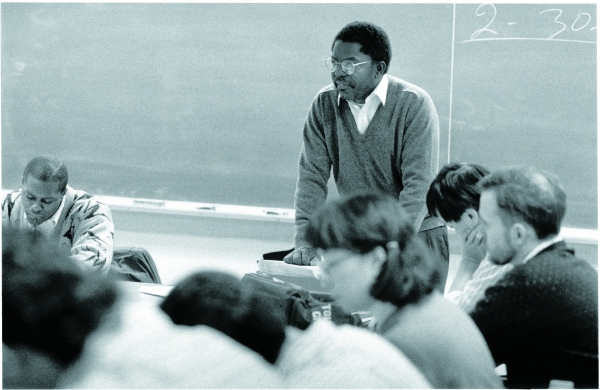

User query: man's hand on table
[283,247,317,266]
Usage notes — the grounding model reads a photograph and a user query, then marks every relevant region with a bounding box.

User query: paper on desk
[139,284,174,297]
[257,259,323,279]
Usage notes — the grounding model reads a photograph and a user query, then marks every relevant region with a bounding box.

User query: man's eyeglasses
[324,58,373,75]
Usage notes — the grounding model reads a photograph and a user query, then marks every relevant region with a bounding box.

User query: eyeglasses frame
[324,58,373,75]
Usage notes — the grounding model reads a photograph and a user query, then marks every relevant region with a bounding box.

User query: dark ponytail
[370,235,441,307]
[307,192,443,309]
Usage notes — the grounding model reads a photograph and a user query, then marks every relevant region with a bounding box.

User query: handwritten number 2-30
[471,3,596,40]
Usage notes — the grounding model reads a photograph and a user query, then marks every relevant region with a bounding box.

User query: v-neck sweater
[294,75,442,248]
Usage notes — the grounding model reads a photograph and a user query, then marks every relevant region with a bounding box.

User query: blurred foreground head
[306,192,441,311]
[2,227,119,389]
[160,271,287,364]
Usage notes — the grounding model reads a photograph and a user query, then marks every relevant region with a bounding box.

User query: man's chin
[26,215,47,225]
[337,89,353,101]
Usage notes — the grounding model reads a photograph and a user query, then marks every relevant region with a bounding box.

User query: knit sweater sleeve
[397,89,440,231]
[294,94,332,248]
[62,193,114,275]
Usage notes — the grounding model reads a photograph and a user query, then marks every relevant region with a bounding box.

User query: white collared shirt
[20,194,66,238]
[522,235,564,264]
[338,75,389,134]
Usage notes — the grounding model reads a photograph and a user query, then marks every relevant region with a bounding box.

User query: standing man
[2,155,114,274]
[285,21,447,278]
[471,166,598,388]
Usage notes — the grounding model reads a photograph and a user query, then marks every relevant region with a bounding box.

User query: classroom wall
[2,3,597,229]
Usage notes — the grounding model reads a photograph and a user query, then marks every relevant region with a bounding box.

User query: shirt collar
[522,235,564,264]
[337,74,388,106]
[49,193,66,225]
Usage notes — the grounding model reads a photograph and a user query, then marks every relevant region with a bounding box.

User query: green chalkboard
[1,3,596,229]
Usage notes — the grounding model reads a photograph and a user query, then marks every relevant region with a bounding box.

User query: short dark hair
[160,271,287,365]
[22,155,68,193]
[306,192,441,307]
[2,228,119,368]
[479,166,567,239]
[333,21,391,73]
[426,162,490,222]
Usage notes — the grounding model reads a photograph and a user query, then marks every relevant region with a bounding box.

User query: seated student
[160,271,287,364]
[60,277,286,389]
[2,155,114,274]
[471,166,598,389]
[2,228,119,389]
[305,192,503,389]
[161,271,432,388]
[426,162,514,312]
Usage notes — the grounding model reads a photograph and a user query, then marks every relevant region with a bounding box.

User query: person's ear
[376,61,386,76]
[464,208,479,227]
[367,246,388,278]
[509,222,529,247]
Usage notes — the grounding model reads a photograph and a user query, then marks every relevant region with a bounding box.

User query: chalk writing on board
[462,3,597,44]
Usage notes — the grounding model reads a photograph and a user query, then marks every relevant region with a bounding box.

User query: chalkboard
[450,3,597,229]
[1,3,596,229]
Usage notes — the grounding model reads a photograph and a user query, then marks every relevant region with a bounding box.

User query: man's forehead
[332,41,366,58]
[22,175,62,196]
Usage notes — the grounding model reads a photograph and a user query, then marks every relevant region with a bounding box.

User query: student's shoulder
[526,246,597,284]
[68,187,112,217]
[69,187,103,203]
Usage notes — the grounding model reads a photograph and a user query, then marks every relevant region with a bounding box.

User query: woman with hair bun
[306,192,503,389]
